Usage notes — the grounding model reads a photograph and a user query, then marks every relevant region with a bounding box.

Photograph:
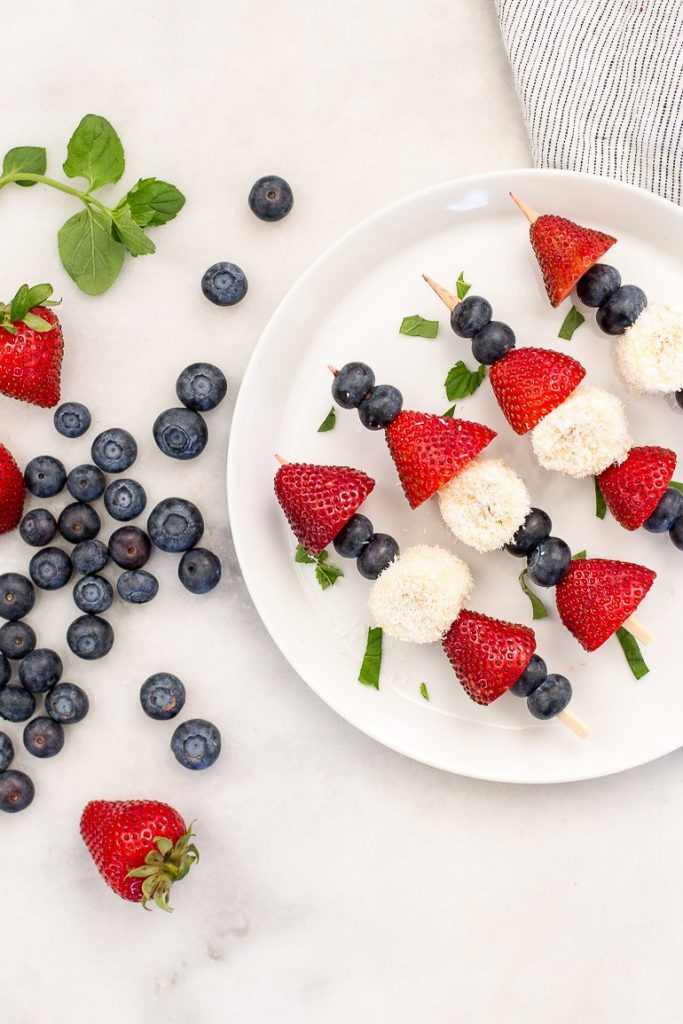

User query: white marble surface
[1,2,682,1021]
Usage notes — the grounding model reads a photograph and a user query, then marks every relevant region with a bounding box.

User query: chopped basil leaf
[317,407,336,432]
[594,476,607,519]
[558,305,585,341]
[419,682,429,701]
[669,480,683,494]
[616,627,649,680]
[442,404,456,418]
[444,360,486,401]
[358,627,382,688]
[456,271,471,300]
[294,544,343,590]
[399,314,439,339]
[572,550,587,560]
[519,569,549,620]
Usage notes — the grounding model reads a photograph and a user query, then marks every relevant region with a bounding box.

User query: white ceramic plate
[228,168,683,784]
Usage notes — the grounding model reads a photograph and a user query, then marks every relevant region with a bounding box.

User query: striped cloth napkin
[495,0,683,204]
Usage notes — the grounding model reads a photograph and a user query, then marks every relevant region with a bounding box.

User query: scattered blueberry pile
[140,672,221,770]
[0,363,228,812]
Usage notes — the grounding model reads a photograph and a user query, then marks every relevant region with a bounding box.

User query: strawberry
[598,447,676,531]
[489,347,585,434]
[385,411,496,509]
[555,558,656,652]
[442,609,536,705]
[0,283,63,408]
[80,799,198,911]
[529,213,616,307]
[0,444,24,534]
[275,462,375,555]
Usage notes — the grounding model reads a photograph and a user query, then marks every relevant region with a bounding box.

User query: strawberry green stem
[0,172,110,214]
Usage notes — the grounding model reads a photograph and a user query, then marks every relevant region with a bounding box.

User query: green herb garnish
[442,404,456,418]
[419,682,429,701]
[594,476,607,519]
[1,115,185,295]
[670,480,683,494]
[572,550,587,560]
[558,305,585,341]
[519,569,549,620]
[444,360,486,401]
[456,271,471,299]
[358,627,382,689]
[294,544,343,591]
[317,407,336,433]
[399,314,439,339]
[616,626,649,680]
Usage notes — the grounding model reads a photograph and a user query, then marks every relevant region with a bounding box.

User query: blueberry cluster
[509,653,572,720]
[153,363,227,461]
[331,362,403,430]
[576,264,647,335]
[140,672,221,771]
[333,514,400,581]
[450,296,516,365]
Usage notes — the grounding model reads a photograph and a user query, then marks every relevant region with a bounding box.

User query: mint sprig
[445,360,486,401]
[358,627,382,688]
[519,569,549,620]
[558,305,585,341]
[0,114,185,295]
[399,314,439,339]
[294,544,343,591]
[616,626,649,680]
[594,476,607,519]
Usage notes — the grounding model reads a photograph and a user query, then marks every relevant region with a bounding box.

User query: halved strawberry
[442,609,536,706]
[385,411,496,509]
[275,462,375,555]
[0,444,25,534]
[598,447,676,531]
[529,214,616,307]
[555,558,656,652]
[489,347,585,435]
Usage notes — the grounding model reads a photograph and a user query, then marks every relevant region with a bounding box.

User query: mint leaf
[670,480,683,494]
[317,407,336,432]
[456,271,471,300]
[442,404,456,418]
[63,114,125,191]
[2,146,46,185]
[519,569,549,620]
[420,682,429,701]
[558,305,585,341]
[399,314,439,339]
[358,627,382,688]
[445,360,486,401]
[117,177,185,227]
[616,627,649,680]
[315,555,344,590]
[594,476,607,519]
[22,311,51,332]
[572,550,587,560]
[294,543,315,564]
[9,284,30,323]
[111,205,155,257]
[58,207,125,295]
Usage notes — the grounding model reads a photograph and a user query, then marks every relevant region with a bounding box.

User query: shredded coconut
[437,458,531,552]
[531,385,631,478]
[616,303,683,394]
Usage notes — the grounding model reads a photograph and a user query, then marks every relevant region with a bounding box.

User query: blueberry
[0,573,35,621]
[117,569,159,604]
[0,731,13,771]
[643,487,683,533]
[248,175,294,221]
[201,262,248,306]
[0,686,36,723]
[0,770,35,813]
[29,547,72,591]
[72,539,109,576]
[526,536,571,588]
[58,502,101,543]
[0,621,36,659]
[510,654,547,697]
[357,385,403,430]
[24,717,64,758]
[171,718,221,770]
[505,508,552,557]
[147,498,204,553]
[140,672,186,721]
[109,526,152,569]
[67,615,114,661]
[331,362,375,409]
[0,653,9,688]
[471,321,515,365]
[596,285,647,335]
[104,479,146,522]
[176,363,227,412]
[451,295,493,338]
[45,683,89,725]
[357,533,400,580]
[66,464,106,502]
[153,408,208,460]
[19,508,57,547]
[576,264,621,307]
[333,513,374,558]
[24,455,66,498]
[676,391,683,411]
[91,428,137,473]
[670,518,683,551]
[73,575,113,614]
[54,401,91,438]
[527,674,572,720]
[177,549,221,594]
[18,648,63,693]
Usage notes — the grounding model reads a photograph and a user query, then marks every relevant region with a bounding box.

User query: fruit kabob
[328,363,657,659]
[509,193,683,407]
[422,273,683,560]
[274,456,590,737]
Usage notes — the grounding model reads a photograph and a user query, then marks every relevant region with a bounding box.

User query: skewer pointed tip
[422,274,459,312]
[274,454,288,466]
[327,364,339,376]
[509,192,539,224]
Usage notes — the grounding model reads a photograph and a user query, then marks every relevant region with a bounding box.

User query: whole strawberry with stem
[0,283,63,408]
[0,443,25,534]
[80,799,198,912]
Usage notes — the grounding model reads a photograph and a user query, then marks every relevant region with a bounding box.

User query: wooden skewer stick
[328,364,339,376]
[622,614,653,646]
[509,192,539,224]
[422,273,459,312]
[557,708,591,740]
[274,454,289,466]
